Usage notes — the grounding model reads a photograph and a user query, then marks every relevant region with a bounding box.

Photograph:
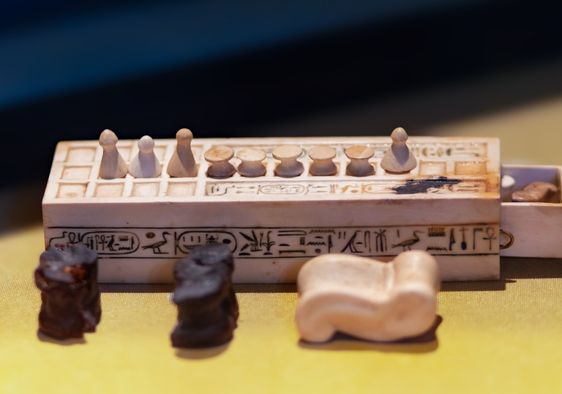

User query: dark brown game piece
[34,244,101,340]
[171,244,238,348]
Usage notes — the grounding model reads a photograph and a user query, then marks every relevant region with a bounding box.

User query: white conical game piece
[381,127,417,174]
[167,128,197,177]
[98,129,127,179]
[128,136,162,178]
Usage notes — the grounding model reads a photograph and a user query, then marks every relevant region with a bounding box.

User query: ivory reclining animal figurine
[296,251,440,343]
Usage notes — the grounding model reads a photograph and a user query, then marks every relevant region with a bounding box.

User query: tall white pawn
[381,127,417,174]
[99,129,127,179]
[128,135,162,178]
[167,128,197,177]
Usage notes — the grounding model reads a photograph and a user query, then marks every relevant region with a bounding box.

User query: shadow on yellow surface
[441,280,511,292]
[175,343,230,360]
[36,330,86,346]
[441,258,562,292]
[502,258,562,279]
[298,315,442,354]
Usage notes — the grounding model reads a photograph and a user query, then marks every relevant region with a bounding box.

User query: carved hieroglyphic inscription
[369,141,488,160]
[206,179,488,197]
[47,224,499,260]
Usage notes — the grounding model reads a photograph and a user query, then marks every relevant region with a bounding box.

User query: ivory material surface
[380,127,417,174]
[128,136,162,178]
[43,135,500,283]
[309,146,337,176]
[500,165,562,258]
[272,145,304,177]
[344,145,375,176]
[98,129,127,179]
[236,148,266,177]
[204,145,236,179]
[296,251,440,342]
[167,128,197,178]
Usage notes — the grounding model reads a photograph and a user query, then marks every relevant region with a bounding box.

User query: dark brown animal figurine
[171,244,238,348]
[34,244,101,340]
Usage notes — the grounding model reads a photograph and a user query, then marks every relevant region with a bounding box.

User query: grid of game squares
[51,139,492,200]
[54,140,199,199]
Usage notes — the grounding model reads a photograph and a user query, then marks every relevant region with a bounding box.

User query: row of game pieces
[99,129,196,179]
[35,243,438,347]
[98,127,418,179]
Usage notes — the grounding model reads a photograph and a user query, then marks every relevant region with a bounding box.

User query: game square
[132,182,160,197]
[455,160,487,176]
[419,161,447,176]
[61,165,92,180]
[167,182,196,196]
[57,183,87,198]
[66,147,96,162]
[95,182,125,197]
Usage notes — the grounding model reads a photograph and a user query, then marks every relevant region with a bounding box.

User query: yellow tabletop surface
[1,225,562,394]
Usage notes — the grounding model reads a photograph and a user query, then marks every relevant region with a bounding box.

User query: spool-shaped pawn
[98,129,127,179]
[273,145,304,178]
[381,127,417,174]
[128,135,162,178]
[309,146,337,176]
[205,145,235,179]
[344,145,375,177]
[236,148,266,177]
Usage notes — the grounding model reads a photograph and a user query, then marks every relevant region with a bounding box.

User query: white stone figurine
[128,136,162,178]
[167,128,197,177]
[98,129,127,179]
[381,127,417,174]
[296,250,440,343]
